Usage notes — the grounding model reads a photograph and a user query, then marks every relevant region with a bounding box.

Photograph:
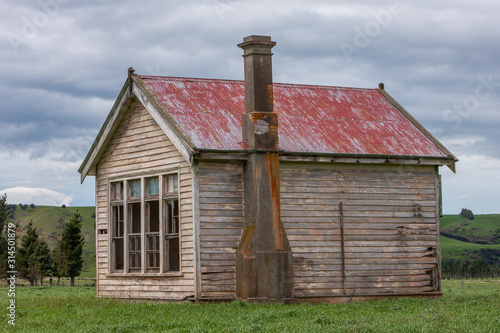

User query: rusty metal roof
[140,75,449,158]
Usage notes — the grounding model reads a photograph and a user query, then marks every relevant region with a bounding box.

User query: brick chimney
[236,35,293,300]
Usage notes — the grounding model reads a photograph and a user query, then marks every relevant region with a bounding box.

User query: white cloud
[0,187,73,206]
[441,154,500,214]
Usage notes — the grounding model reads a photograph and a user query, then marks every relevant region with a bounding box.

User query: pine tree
[18,221,39,286]
[0,194,9,234]
[32,239,53,286]
[53,239,68,285]
[0,195,11,280]
[55,212,85,286]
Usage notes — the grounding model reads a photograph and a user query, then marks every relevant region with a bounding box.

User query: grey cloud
[0,0,499,210]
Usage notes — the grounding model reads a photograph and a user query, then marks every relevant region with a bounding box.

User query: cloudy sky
[0,0,499,214]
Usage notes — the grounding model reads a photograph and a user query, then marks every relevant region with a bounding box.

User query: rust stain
[140,75,448,158]
[268,83,274,106]
[265,153,287,251]
[238,225,255,251]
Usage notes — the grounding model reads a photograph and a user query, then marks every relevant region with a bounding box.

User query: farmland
[0,280,498,332]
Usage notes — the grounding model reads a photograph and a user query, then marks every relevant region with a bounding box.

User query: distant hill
[9,205,96,277]
[9,206,500,278]
[440,214,500,278]
[441,214,500,245]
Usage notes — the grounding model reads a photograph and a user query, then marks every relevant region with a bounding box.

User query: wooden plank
[199,197,244,204]
[344,240,436,247]
[281,198,437,207]
[345,257,437,265]
[339,202,346,295]
[281,186,436,195]
[200,266,235,273]
[287,234,341,241]
[294,270,343,278]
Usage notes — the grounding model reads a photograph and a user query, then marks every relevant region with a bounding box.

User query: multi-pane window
[110,183,124,271]
[110,173,180,274]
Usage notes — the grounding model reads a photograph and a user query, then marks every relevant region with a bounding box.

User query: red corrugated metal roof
[140,75,448,158]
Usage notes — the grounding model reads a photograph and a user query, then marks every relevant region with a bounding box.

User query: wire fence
[0,277,96,288]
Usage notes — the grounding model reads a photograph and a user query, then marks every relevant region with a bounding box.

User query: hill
[8,206,500,278]
[9,205,96,277]
[441,214,500,245]
[440,234,500,259]
[440,213,500,262]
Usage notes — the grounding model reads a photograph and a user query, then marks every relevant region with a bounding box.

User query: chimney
[236,35,293,301]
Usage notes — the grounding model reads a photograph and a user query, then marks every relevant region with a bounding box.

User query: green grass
[440,214,500,260]
[441,234,500,259]
[0,281,498,332]
[441,214,500,235]
[11,206,96,277]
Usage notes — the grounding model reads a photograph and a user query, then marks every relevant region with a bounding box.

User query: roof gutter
[192,148,457,170]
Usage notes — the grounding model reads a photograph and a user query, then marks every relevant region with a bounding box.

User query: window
[109,173,180,274]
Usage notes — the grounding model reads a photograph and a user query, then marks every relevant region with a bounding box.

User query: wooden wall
[197,161,245,300]
[280,162,440,298]
[196,161,439,300]
[95,99,194,300]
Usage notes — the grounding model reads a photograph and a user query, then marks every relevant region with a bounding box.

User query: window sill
[106,272,183,278]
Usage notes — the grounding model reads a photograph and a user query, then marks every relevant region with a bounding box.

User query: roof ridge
[139,75,243,84]
[138,75,376,91]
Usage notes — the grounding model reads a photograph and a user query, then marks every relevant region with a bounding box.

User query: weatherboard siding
[195,161,439,300]
[198,160,245,300]
[95,99,194,300]
[280,163,439,297]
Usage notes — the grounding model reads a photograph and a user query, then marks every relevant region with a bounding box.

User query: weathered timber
[94,100,195,300]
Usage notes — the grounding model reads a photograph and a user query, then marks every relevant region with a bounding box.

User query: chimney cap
[238,35,276,50]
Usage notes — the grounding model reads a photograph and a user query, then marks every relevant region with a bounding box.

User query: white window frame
[107,171,181,276]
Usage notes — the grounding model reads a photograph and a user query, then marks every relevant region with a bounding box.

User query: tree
[0,195,9,235]
[32,239,53,286]
[460,208,474,221]
[55,212,84,286]
[0,195,12,280]
[53,240,68,285]
[18,221,39,286]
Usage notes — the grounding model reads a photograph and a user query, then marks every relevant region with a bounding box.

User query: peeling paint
[140,76,448,158]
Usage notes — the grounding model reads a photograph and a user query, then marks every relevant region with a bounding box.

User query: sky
[0,0,499,214]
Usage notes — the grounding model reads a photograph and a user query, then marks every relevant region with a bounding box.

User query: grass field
[0,281,498,332]
[441,214,500,234]
[441,214,500,246]
[441,234,500,258]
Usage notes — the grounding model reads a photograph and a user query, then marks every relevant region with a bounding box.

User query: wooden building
[79,35,457,303]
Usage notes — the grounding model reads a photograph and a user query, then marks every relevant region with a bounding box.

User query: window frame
[107,171,181,276]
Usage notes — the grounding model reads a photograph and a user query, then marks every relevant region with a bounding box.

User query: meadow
[441,235,500,259]
[0,280,498,332]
